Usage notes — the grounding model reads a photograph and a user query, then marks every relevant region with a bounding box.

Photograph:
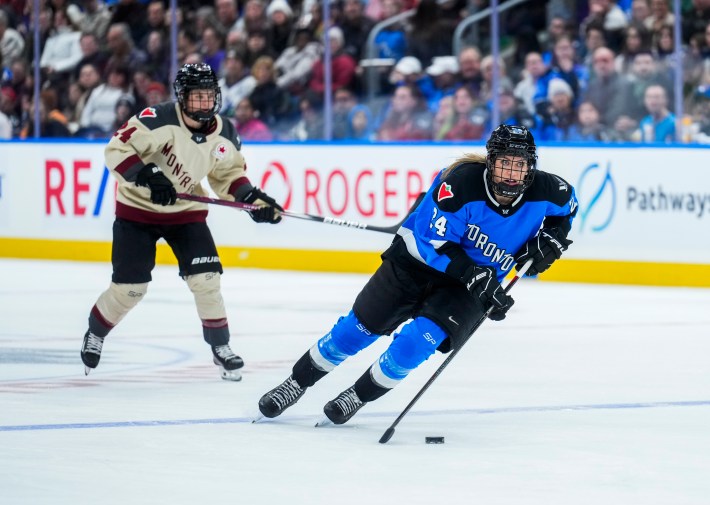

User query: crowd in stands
[2,0,710,143]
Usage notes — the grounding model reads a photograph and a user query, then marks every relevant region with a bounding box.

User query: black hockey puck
[425,436,445,444]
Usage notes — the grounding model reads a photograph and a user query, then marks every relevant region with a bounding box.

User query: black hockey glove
[463,265,514,321]
[241,187,283,224]
[135,163,177,206]
[514,228,573,276]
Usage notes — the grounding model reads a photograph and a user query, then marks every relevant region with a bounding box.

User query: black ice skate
[212,345,244,381]
[81,330,105,375]
[323,387,366,425]
[258,375,307,418]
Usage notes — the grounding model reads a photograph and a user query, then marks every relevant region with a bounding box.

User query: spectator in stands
[235,0,270,39]
[129,66,152,111]
[636,83,675,142]
[220,50,256,115]
[340,0,376,61]
[458,46,483,99]
[249,55,292,130]
[539,78,577,141]
[373,0,408,63]
[39,7,83,81]
[345,103,375,140]
[73,32,108,81]
[109,0,149,44]
[144,30,171,84]
[332,87,358,139]
[534,34,586,113]
[144,81,168,107]
[111,95,136,132]
[539,14,572,66]
[424,56,460,112]
[0,99,10,138]
[388,56,435,105]
[267,0,295,56]
[77,64,133,138]
[629,0,651,26]
[494,85,539,138]
[20,94,71,139]
[243,29,275,68]
[583,46,633,128]
[682,0,710,45]
[287,90,324,141]
[431,95,454,140]
[178,29,200,66]
[580,0,628,52]
[406,0,451,67]
[139,0,168,50]
[644,0,674,34]
[0,9,24,63]
[626,51,672,120]
[215,0,240,35]
[69,0,112,40]
[514,52,547,116]
[377,83,432,140]
[234,96,273,140]
[441,86,486,141]
[275,27,320,95]
[201,26,226,76]
[479,55,512,103]
[567,101,613,141]
[105,22,147,72]
[580,22,607,70]
[615,22,652,74]
[308,27,357,95]
[0,85,20,137]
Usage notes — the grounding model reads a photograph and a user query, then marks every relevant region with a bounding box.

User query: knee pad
[94,282,149,330]
[310,310,380,371]
[373,317,447,387]
[186,272,226,321]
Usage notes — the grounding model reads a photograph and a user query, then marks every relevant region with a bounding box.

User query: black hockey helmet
[485,124,537,198]
[173,63,222,122]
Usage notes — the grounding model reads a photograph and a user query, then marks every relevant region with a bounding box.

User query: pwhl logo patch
[437,182,454,202]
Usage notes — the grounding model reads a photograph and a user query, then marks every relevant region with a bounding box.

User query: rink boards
[0,140,708,287]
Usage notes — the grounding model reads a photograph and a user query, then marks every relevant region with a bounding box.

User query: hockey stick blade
[378,259,533,444]
[176,192,426,235]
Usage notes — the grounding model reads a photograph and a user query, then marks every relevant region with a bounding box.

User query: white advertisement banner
[0,142,708,264]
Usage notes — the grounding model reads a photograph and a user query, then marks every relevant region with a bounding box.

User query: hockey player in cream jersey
[81,63,282,381]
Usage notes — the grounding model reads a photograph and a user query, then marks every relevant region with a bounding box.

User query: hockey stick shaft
[177,192,425,235]
[378,259,533,444]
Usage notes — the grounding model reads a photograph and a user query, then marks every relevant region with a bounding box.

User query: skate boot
[323,387,366,425]
[258,375,307,418]
[212,344,244,381]
[81,330,105,375]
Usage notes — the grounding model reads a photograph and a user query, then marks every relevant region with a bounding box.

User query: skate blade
[84,366,92,376]
[219,368,242,381]
[314,416,333,427]
[252,413,264,424]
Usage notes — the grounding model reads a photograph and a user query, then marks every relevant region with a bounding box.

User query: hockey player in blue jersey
[258,124,578,424]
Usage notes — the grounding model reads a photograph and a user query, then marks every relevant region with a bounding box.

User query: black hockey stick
[177,192,426,235]
[378,259,533,444]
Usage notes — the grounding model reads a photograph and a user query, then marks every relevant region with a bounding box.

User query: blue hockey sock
[309,310,380,372]
[370,317,448,388]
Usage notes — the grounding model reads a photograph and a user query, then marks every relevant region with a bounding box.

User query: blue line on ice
[2,400,709,432]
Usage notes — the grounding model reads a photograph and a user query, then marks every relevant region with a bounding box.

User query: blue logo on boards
[577,162,616,233]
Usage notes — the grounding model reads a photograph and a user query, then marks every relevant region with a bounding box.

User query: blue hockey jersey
[385,161,578,282]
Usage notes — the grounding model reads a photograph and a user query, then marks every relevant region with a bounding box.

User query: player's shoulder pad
[526,169,575,207]
[434,161,486,213]
[135,102,180,130]
[218,115,242,151]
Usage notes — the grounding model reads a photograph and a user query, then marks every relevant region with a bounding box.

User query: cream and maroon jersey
[105,102,250,224]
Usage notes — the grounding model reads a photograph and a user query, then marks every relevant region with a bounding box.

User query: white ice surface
[1,259,709,505]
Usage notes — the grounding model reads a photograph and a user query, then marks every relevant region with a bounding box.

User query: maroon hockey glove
[241,188,283,224]
[514,228,572,276]
[136,164,177,206]
[463,265,514,321]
